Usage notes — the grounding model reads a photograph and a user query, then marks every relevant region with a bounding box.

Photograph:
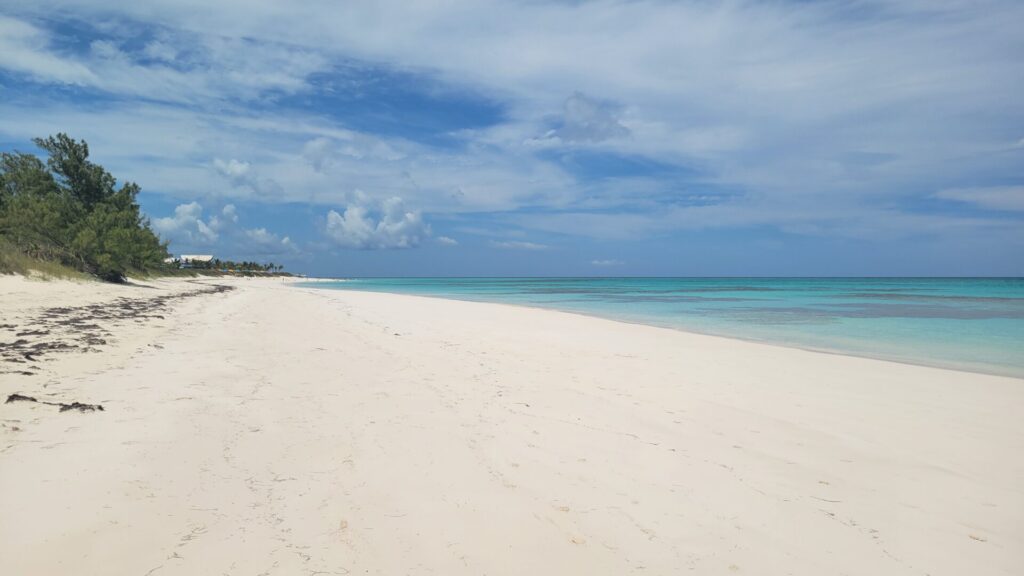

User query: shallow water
[300,278,1024,378]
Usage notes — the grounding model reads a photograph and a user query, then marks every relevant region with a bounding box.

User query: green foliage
[33,134,117,211]
[0,237,88,280]
[0,134,170,282]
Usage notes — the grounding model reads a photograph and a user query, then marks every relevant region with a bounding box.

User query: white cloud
[302,137,334,172]
[152,201,218,244]
[0,1,1021,257]
[302,135,404,172]
[490,240,548,250]
[325,195,429,249]
[142,40,178,62]
[244,227,297,255]
[153,201,297,256]
[0,16,97,85]
[216,204,239,226]
[550,92,630,144]
[936,186,1024,211]
[591,259,624,266]
[213,158,252,182]
[212,157,282,198]
[0,99,577,214]
[0,14,327,105]
[436,236,458,246]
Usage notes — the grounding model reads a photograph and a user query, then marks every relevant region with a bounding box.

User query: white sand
[1,276,1021,575]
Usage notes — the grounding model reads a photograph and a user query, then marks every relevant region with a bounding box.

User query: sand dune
[1,277,1021,575]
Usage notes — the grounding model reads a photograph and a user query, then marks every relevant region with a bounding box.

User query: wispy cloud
[0,14,325,104]
[0,1,1021,273]
[490,240,548,250]
[531,92,630,145]
[212,157,283,198]
[936,187,1024,212]
[0,16,97,84]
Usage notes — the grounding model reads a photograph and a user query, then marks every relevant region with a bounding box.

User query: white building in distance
[180,255,214,263]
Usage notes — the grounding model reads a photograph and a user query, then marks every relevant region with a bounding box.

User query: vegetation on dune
[0,134,169,282]
[0,134,288,282]
[0,236,89,280]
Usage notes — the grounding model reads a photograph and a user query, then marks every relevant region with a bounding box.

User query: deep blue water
[299,278,1024,378]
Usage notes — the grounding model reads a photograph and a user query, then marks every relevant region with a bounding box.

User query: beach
[1,276,1021,575]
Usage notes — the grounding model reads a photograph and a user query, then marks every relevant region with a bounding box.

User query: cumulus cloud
[212,203,239,228]
[154,202,297,255]
[436,236,458,246]
[213,158,251,182]
[213,158,283,197]
[490,240,548,250]
[325,195,429,249]
[245,227,296,254]
[152,201,219,244]
[936,186,1024,212]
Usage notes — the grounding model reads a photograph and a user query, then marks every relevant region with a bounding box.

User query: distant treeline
[0,134,285,282]
[170,258,285,274]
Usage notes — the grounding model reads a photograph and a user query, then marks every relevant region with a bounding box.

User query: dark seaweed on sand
[0,282,233,376]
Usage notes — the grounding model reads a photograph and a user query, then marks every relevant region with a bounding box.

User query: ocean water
[300,278,1024,378]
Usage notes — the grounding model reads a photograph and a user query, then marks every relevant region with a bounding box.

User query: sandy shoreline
[1,276,1022,574]
[293,281,1024,379]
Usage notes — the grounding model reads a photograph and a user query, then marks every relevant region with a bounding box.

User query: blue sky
[1,1,1022,276]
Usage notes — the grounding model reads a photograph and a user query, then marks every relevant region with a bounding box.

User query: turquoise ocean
[300,278,1024,378]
